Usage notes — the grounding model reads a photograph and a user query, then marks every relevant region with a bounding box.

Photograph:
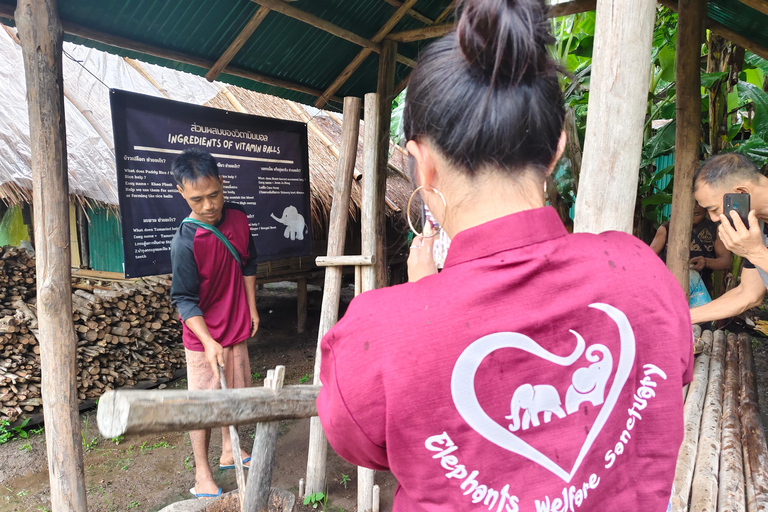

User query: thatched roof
[205,87,414,238]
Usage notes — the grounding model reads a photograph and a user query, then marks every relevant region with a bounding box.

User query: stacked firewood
[669,329,768,511]
[0,247,185,422]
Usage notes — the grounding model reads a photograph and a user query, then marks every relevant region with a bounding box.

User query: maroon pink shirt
[318,207,693,512]
[170,203,258,351]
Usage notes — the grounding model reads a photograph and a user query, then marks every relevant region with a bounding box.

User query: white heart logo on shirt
[450,303,636,483]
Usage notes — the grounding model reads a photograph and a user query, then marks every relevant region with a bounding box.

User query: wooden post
[670,330,712,512]
[573,0,656,234]
[375,41,397,288]
[244,366,286,512]
[719,333,746,512]
[690,330,725,511]
[361,94,381,293]
[219,366,247,508]
[297,277,307,334]
[15,0,88,510]
[666,0,705,291]
[738,333,768,509]
[305,96,361,497]
[358,468,375,512]
[76,205,90,268]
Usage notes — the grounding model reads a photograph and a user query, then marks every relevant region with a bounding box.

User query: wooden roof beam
[383,0,434,24]
[658,0,768,61]
[315,0,418,108]
[250,0,415,67]
[737,0,768,17]
[385,0,597,43]
[205,6,271,82]
[0,3,343,105]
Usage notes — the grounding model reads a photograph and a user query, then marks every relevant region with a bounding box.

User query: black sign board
[110,89,312,278]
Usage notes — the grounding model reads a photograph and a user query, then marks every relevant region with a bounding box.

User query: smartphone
[723,193,750,229]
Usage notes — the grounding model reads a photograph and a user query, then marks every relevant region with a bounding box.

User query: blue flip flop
[190,486,222,499]
[219,456,251,470]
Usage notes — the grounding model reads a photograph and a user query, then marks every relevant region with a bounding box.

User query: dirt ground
[0,283,767,511]
[0,282,397,512]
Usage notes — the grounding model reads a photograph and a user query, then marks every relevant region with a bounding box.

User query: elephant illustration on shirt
[565,344,613,414]
[271,205,308,241]
[505,383,566,432]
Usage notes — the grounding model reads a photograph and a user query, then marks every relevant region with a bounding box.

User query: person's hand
[202,339,225,379]
[407,223,438,282]
[250,308,260,337]
[718,210,764,260]
[689,256,706,271]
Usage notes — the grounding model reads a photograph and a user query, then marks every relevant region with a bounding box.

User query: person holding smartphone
[316,1,693,510]
[691,152,768,324]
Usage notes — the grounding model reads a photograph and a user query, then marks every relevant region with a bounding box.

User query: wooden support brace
[243,366,286,512]
[719,333,746,512]
[96,385,320,437]
[736,0,768,17]
[206,6,271,82]
[738,333,768,509]
[250,0,415,68]
[314,0,418,108]
[0,3,344,105]
[382,0,434,24]
[315,255,376,267]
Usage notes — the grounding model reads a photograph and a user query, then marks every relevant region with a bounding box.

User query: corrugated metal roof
[0,0,453,109]
[0,0,764,109]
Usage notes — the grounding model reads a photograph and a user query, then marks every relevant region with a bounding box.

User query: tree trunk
[573,0,656,234]
[15,0,88,509]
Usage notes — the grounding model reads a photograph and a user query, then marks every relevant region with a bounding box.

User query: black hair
[693,152,760,190]
[403,0,564,177]
[171,148,220,187]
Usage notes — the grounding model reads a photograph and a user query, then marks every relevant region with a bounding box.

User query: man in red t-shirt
[170,149,259,499]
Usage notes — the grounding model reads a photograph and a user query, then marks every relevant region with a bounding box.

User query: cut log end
[96,390,129,439]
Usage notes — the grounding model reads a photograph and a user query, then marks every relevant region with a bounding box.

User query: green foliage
[300,373,310,384]
[340,473,350,489]
[304,491,327,510]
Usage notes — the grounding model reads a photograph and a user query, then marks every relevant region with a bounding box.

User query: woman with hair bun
[317,1,692,510]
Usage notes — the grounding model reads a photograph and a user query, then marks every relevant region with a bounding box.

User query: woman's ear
[406,139,437,188]
[546,131,568,175]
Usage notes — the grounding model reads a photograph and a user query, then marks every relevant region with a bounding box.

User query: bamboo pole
[666,0,705,291]
[375,41,397,288]
[304,97,362,497]
[15,0,88,510]
[357,92,382,511]
[316,255,375,267]
[670,330,712,512]
[691,330,726,511]
[719,333,746,512]
[315,0,417,108]
[573,0,656,234]
[219,365,247,509]
[738,333,768,510]
[243,366,286,512]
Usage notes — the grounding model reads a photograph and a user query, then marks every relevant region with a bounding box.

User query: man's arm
[649,225,667,255]
[692,236,732,272]
[242,223,259,336]
[171,230,225,378]
[244,275,259,336]
[690,267,766,324]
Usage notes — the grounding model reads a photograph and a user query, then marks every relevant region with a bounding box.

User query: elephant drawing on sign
[505,383,566,432]
[271,205,308,241]
[565,344,613,415]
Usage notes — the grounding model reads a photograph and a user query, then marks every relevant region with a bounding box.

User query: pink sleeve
[316,327,390,471]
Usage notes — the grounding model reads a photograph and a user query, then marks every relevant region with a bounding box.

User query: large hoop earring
[406,185,447,238]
